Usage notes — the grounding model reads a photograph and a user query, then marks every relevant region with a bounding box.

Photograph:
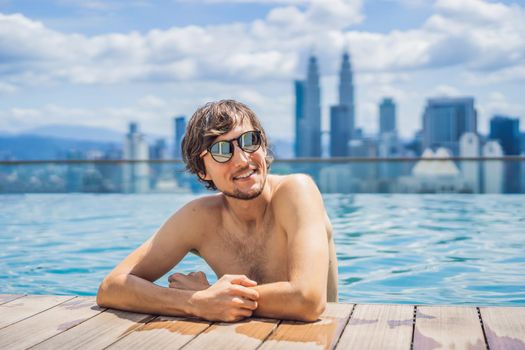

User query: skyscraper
[482,141,504,193]
[339,52,355,115]
[422,97,477,155]
[294,80,305,157]
[489,115,521,193]
[173,115,187,159]
[330,52,355,157]
[329,105,350,157]
[490,116,521,155]
[295,55,321,157]
[123,122,149,193]
[150,139,167,160]
[459,132,481,193]
[379,98,396,134]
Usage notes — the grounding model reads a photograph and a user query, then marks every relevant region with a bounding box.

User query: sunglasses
[201,130,262,163]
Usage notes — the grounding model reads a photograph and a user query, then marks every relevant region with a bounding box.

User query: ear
[198,171,212,181]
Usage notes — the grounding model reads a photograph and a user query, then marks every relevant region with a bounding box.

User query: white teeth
[235,170,254,179]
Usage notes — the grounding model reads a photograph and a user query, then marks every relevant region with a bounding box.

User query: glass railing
[0,157,524,194]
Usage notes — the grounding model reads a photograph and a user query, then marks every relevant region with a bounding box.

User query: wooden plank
[259,302,353,350]
[107,316,212,350]
[413,306,486,350]
[335,304,413,350]
[31,309,155,350]
[480,306,525,349]
[0,296,103,350]
[183,318,279,350]
[0,295,74,330]
[0,294,25,305]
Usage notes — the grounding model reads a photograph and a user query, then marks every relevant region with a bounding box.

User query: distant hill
[24,125,125,143]
[0,124,296,160]
[0,134,121,160]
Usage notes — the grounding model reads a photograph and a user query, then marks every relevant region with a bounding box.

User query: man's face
[201,118,268,200]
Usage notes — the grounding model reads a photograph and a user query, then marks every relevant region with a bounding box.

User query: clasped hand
[168,272,259,322]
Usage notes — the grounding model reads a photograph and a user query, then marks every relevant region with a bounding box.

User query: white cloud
[434,0,510,24]
[175,0,307,4]
[464,65,525,85]
[433,84,461,97]
[1,0,524,89]
[0,82,17,93]
[55,0,152,10]
[138,95,167,109]
[485,92,525,118]
[475,91,525,134]
[1,0,524,140]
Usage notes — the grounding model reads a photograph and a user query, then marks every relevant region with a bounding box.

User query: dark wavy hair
[181,99,273,190]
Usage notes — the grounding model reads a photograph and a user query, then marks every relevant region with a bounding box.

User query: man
[97,100,338,322]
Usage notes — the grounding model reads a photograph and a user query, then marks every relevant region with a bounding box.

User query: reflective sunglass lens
[240,131,260,152]
[212,154,231,162]
[210,141,232,162]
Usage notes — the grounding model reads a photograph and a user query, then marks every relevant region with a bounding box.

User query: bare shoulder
[270,174,323,217]
[175,194,223,218]
[270,174,332,239]
[271,173,321,200]
[163,194,223,242]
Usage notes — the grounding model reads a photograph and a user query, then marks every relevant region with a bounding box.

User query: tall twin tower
[295,52,355,157]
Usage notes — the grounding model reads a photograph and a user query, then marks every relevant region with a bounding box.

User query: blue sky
[0,0,524,141]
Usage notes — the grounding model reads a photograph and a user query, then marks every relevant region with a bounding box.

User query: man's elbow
[296,289,326,322]
[96,274,119,308]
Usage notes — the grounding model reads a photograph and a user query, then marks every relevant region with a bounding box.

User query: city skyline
[0,0,524,142]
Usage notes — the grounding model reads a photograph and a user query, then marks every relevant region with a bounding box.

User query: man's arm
[96,199,259,321]
[252,174,329,322]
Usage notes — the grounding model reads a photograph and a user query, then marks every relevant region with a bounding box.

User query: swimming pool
[1,193,524,305]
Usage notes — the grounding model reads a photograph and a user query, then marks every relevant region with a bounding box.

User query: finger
[236,308,253,318]
[196,271,209,282]
[168,273,183,283]
[231,297,258,310]
[229,275,257,287]
[235,279,257,287]
[229,285,259,301]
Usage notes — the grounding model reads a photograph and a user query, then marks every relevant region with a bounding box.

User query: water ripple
[1,193,524,306]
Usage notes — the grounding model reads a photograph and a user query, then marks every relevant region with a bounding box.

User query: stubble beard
[223,170,267,201]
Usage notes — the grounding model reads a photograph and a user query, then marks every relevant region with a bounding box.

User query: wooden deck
[1,295,524,349]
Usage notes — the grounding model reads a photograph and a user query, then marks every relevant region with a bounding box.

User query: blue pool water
[1,193,524,305]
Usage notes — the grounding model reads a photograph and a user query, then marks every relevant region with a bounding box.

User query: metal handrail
[0,156,524,165]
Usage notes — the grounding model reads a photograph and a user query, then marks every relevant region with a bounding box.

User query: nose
[230,141,250,165]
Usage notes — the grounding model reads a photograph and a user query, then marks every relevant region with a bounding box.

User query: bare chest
[200,223,288,284]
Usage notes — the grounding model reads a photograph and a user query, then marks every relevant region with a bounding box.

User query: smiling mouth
[233,169,256,180]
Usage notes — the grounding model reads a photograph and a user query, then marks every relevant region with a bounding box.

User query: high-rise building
[329,105,350,157]
[490,116,520,155]
[482,141,504,193]
[123,122,149,193]
[150,139,167,160]
[173,116,187,159]
[295,55,321,157]
[379,98,396,134]
[489,115,521,193]
[294,80,305,157]
[459,132,480,193]
[422,97,477,156]
[330,52,355,157]
[339,52,355,116]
